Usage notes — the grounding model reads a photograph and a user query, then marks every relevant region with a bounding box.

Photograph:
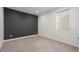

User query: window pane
[56,9,70,31]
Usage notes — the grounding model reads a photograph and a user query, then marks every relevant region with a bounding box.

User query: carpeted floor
[0,35,78,52]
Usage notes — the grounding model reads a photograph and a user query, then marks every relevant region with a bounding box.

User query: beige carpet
[0,35,78,52]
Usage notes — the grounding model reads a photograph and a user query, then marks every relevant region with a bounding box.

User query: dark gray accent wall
[4,8,38,40]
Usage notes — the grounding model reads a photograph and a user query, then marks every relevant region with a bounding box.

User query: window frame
[56,8,71,31]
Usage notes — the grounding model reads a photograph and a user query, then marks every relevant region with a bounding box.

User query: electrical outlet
[10,35,12,37]
[35,32,37,34]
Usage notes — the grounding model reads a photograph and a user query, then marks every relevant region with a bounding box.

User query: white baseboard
[38,34,78,48]
[0,41,4,49]
[4,34,38,43]
[0,34,38,49]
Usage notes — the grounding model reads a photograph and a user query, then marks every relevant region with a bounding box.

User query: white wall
[0,7,4,49]
[38,7,79,47]
[76,8,79,50]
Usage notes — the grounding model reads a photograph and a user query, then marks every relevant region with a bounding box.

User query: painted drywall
[76,8,79,49]
[38,7,78,47]
[0,7,4,48]
[4,8,38,40]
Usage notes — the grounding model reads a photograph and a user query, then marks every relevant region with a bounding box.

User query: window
[56,9,70,31]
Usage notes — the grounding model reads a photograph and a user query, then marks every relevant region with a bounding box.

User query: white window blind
[56,9,70,31]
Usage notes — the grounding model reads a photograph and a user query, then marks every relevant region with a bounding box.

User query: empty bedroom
[0,7,79,52]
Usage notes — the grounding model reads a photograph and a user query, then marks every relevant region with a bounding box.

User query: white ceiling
[8,7,56,16]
